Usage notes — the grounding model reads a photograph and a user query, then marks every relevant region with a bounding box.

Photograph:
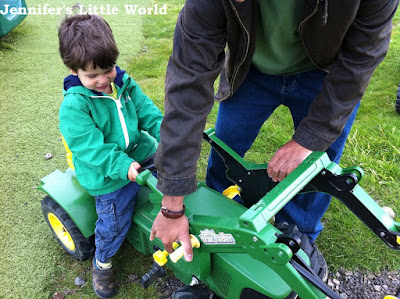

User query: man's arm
[151,0,228,260]
[294,0,398,152]
[155,0,227,196]
[268,0,398,182]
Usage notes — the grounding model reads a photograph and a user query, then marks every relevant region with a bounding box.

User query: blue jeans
[94,182,140,263]
[206,66,360,242]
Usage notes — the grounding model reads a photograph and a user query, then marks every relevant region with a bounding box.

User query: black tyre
[240,222,326,299]
[240,288,273,299]
[396,98,400,114]
[240,288,296,299]
[275,222,328,282]
[41,195,95,261]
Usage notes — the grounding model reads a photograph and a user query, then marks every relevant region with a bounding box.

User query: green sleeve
[127,76,163,142]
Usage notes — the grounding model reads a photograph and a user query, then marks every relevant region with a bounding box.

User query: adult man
[151,0,398,271]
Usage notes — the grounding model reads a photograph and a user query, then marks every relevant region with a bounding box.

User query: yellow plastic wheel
[48,212,75,251]
[42,196,94,260]
[383,296,399,299]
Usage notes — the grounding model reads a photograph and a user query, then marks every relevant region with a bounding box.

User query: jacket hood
[63,66,126,96]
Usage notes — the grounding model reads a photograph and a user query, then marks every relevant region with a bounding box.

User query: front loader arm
[306,167,400,250]
[204,128,400,249]
[203,129,277,207]
[136,128,400,298]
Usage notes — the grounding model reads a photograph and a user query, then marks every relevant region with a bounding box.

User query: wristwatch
[160,205,186,219]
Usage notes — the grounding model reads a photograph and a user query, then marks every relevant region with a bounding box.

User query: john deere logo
[199,229,236,245]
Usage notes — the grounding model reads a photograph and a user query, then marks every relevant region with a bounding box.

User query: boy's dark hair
[58,14,119,72]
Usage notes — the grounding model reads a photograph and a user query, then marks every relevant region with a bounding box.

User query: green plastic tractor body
[38,129,400,299]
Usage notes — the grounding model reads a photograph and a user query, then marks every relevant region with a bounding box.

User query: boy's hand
[128,162,141,181]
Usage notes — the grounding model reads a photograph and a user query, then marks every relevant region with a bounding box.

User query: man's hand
[267,139,312,182]
[150,195,193,262]
[128,162,141,181]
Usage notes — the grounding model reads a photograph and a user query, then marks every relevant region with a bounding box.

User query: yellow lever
[169,234,200,263]
[153,242,179,266]
[222,184,241,199]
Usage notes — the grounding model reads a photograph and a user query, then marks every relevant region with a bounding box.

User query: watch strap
[160,205,186,219]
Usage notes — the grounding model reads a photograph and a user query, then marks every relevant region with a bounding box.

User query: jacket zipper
[91,94,130,149]
[298,0,328,71]
[114,96,130,149]
[299,0,323,34]
[222,0,251,101]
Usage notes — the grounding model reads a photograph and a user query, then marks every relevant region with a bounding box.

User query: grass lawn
[1,1,400,298]
[0,0,162,298]
[318,14,400,271]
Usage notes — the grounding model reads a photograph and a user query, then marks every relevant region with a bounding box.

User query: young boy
[58,14,163,298]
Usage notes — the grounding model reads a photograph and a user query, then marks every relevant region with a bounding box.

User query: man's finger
[164,242,174,253]
[268,156,285,182]
[149,228,155,241]
[181,235,193,262]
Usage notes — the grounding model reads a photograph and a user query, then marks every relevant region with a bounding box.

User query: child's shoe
[92,257,115,298]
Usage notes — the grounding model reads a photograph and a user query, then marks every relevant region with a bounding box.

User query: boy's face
[71,63,117,94]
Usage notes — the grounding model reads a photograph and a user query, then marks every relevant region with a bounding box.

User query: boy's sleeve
[59,97,134,180]
[127,77,163,142]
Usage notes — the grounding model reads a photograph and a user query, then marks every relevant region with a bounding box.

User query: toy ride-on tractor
[39,128,400,299]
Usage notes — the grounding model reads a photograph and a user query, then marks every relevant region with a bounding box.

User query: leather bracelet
[160,205,185,219]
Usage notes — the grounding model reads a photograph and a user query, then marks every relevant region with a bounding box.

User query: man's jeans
[206,66,360,242]
[94,182,140,263]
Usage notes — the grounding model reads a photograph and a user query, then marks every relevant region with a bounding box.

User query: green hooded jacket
[59,67,163,196]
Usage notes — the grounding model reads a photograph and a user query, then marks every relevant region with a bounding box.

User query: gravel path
[156,268,400,299]
[327,268,400,299]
